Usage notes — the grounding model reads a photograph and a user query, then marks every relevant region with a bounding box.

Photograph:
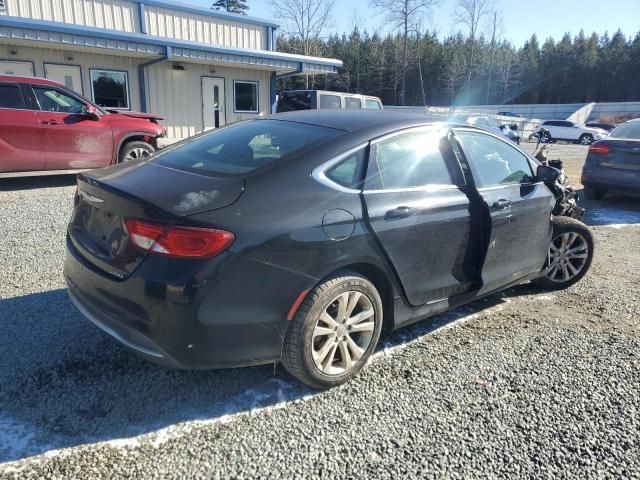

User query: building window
[90,69,130,110]
[0,0,6,14]
[234,80,258,113]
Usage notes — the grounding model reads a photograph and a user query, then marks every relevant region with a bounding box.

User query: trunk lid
[68,161,244,279]
[598,139,640,171]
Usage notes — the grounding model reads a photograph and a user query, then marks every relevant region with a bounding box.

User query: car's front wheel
[579,134,594,145]
[532,216,594,290]
[119,141,155,163]
[282,271,383,389]
[583,186,606,200]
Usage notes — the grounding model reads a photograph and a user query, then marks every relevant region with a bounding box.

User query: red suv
[0,75,166,177]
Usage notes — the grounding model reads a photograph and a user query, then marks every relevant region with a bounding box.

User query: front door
[31,84,113,170]
[202,77,226,131]
[453,129,554,293]
[44,64,83,94]
[363,127,475,305]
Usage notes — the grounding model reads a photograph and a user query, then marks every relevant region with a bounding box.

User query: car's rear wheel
[540,131,552,143]
[119,141,155,163]
[532,216,594,290]
[579,134,594,145]
[282,271,383,389]
[583,186,606,200]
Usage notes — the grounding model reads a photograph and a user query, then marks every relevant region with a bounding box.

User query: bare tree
[370,0,438,105]
[270,0,335,88]
[453,0,493,89]
[485,9,502,103]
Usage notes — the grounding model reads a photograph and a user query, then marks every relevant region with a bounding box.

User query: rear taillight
[124,219,234,259]
[589,144,610,155]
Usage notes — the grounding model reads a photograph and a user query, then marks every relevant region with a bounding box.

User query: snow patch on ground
[588,206,640,228]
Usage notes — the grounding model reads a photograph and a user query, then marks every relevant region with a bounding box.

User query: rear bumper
[582,163,640,193]
[64,234,315,369]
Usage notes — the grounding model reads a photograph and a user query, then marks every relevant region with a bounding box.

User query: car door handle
[491,199,512,211]
[40,119,61,125]
[385,206,416,220]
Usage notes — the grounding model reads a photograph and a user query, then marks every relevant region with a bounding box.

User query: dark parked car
[64,111,594,388]
[582,118,640,199]
[0,75,165,177]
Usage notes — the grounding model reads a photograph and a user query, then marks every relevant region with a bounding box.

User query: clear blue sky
[190,0,640,46]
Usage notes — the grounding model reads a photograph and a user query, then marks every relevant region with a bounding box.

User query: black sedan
[64,111,594,388]
[582,118,640,200]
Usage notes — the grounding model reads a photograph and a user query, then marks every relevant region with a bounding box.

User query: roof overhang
[0,16,342,74]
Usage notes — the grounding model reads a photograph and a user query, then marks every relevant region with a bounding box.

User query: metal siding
[144,5,263,50]
[6,0,139,32]
[1,44,142,109]
[146,62,270,139]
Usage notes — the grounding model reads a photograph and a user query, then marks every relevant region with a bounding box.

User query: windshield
[154,120,341,176]
[610,121,640,139]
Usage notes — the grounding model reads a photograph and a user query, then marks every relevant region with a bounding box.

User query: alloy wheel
[311,291,376,375]
[580,135,593,145]
[543,232,589,283]
[125,147,151,161]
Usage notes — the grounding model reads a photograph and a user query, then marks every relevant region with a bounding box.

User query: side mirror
[82,104,100,121]
[536,164,560,184]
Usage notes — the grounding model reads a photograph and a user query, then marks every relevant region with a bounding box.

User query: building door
[202,77,226,131]
[0,60,34,76]
[44,64,83,94]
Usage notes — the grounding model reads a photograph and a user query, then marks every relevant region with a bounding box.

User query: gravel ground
[1,145,639,479]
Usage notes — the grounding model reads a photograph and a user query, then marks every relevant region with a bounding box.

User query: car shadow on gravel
[579,192,640,228]
[0,175,76,192]
[0,283,540,464]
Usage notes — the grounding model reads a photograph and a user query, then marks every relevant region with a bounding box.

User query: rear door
[31,84,114,169]
[453,129,553,293]
[0,82,45,172]
[363,127,476,305]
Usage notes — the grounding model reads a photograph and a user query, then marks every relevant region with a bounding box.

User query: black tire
[579,134,594,145]
[540,131,552,143]
[281,271,383,389]
[532,216,594,290]
[118,141,155,163]
[583,186,606,200]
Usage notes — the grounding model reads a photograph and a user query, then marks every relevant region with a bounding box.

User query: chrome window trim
[363,184,460,195]
[311,143,368,194]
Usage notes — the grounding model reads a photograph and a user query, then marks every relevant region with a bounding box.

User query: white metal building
[0,0,342,139]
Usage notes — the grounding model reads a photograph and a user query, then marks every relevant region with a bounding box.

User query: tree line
[212,0,640,106]
[277,30,640,107]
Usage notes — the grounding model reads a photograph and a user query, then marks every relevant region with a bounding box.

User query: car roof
[0,74,63,87]
[269,110,452,133]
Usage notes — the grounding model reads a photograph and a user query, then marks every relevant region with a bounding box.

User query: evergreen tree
[211,0,249,15]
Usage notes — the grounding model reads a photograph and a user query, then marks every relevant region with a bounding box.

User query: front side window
[319,94,341,110]
[455,131,533,187]
[366,129,454,190]
[234,80,258,113]
[154,119,341,176]
[365,99,382,110]
[90,69,129,109]
[0,84,26,109]
[33,86,85,113]
[345,97,362,110]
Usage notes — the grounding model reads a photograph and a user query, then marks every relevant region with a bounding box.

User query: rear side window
[276,92,313,112]
[0,84,26,109]
[610,122,640,139]
[325,149,366,189]
[345,97,362,110]
[319,94,341,109]
[154,119,341,176]
[455,131,533,187]
[365,99,381,110]
[366,129,454,190]
[543,121,559,127]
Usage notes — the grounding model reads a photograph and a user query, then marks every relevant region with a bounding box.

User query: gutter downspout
[139,45,172,113]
